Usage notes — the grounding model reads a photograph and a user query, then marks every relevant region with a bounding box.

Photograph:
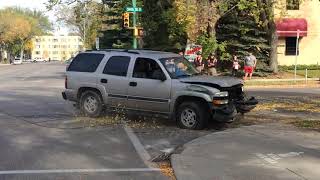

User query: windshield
[160,57,199,78]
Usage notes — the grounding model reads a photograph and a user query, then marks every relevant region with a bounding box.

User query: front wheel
[176,101,209,130]
[79,90,103,118]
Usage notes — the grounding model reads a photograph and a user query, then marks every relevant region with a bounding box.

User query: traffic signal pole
[132,0,137,49]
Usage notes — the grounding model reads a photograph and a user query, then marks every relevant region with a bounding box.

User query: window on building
[67,53,105,72]
[53,39,58,42]
[53,51,59,55]
[286,0,299,10]
[285,37,299,56]
[35,51,41,55]
[36,45,41,49]
[53,45,59,48]
[35,38,41,42]
[103,56,130,76]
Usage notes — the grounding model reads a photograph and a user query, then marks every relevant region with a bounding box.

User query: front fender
[170,84,219,114]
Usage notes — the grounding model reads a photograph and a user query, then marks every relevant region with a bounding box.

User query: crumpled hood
[180,75,243,88]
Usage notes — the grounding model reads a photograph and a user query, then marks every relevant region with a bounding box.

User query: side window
[133,58,165,80]
[67,53,104,72]
[103,56,130,77]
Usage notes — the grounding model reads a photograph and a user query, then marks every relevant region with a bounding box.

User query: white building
[31,35,84,61]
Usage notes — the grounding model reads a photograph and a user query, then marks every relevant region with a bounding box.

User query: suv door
[100,55,131,108]
[127,57,171,113]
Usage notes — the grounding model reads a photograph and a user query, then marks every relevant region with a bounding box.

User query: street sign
[126,7,142,12]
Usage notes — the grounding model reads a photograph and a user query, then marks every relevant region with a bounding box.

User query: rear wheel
[79,90,103,118]
[176,101,209,130]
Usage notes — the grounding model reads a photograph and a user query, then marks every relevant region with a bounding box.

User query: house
[275,0,320,66]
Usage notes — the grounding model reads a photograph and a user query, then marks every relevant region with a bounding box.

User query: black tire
[79,90,103,118]
[176,101,209,130]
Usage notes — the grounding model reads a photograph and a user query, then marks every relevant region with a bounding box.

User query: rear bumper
[62,89,77,102]
[62,92,67,100]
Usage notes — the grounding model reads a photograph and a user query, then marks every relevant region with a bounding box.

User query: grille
[220,85,243,100]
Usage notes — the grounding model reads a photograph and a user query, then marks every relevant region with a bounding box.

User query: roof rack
[85,49,140,54]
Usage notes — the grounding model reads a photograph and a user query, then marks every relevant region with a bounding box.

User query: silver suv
[62,50,257,130]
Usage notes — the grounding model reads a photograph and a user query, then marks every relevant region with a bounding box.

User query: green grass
[292,120,320,130]
[288,70,320,78]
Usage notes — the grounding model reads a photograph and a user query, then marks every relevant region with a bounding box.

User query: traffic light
[123,13,130,28]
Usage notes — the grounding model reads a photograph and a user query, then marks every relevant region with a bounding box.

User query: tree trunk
[0,49,2,63]
[269,22,278,73]
[266,0,278,73]
[207,0,220,38]
[258,0,279,73]
[20,46,24,61]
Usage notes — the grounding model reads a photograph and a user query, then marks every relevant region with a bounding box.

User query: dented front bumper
[234,97,259,114]
[210,96,258,123]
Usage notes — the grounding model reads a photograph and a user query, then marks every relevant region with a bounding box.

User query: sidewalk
[171,124,320,180]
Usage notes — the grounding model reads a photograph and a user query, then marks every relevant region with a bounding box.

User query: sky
[0,0,69,34]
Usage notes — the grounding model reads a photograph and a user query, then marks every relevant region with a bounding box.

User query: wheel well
[77,87,102,100]
[174,96,210,113]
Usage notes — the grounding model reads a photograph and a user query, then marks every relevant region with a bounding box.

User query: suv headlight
[213,91,228,97]
[212,91,229,105]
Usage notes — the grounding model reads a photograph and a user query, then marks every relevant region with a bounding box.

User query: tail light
[65,76,68,89]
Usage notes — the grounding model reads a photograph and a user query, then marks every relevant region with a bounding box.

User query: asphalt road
[0,63,167,180]
[0,63,318,180]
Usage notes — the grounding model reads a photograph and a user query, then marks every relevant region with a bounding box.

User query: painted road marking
[255,152,304,164]
[122,123,156,168]
[0,168,161,175]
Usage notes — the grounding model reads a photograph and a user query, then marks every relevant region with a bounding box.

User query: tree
[100,0,133,49]
[54,1,104,49]
[0,7,52,62]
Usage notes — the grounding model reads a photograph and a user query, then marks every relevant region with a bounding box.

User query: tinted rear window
[67,53,104,72]
[103,56,130,76]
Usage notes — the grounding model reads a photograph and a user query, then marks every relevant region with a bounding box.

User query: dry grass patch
[291,120,320,131]
[158,161,176,180]
[254,102,320,113]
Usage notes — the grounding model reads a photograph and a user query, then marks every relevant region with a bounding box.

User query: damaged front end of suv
[180,76,258,123]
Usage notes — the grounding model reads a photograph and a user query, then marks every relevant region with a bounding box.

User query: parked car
[62,50,258,130]
[23,59,33,63]
[13,58,22,65]
[33,57,47,63]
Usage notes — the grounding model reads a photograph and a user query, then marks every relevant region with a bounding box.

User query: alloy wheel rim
[84,96,98,113]
[180,108,197,128]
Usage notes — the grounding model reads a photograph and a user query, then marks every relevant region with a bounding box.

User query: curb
[245,84,320,89]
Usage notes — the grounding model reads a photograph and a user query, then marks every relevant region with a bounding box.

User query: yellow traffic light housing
[123,13,130,28]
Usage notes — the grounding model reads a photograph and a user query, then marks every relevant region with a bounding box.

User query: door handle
[101,79,108,84]
[129,82,137,87]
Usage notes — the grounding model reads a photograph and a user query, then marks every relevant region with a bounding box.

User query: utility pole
[294,29,300,82]
[132,0,137,49]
